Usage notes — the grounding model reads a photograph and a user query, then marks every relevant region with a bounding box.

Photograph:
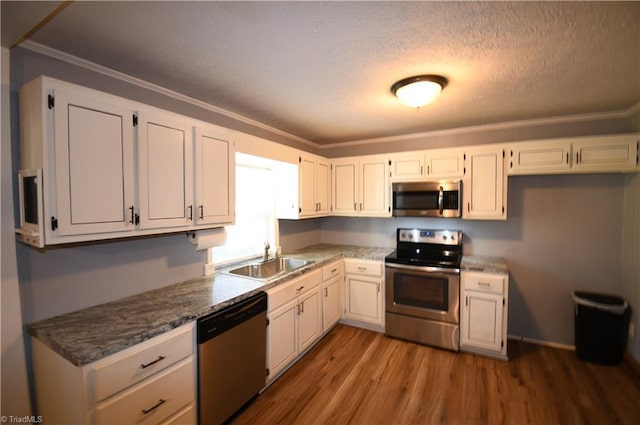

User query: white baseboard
[508,334,575,351]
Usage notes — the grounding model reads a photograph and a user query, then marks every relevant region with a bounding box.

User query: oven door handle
[385,262,460,275]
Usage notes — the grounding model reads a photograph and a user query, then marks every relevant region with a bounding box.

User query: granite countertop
[27,244,393,366]
[461,255,509,275]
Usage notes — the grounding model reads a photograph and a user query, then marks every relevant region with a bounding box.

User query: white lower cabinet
[266,269,323,382]
[460,271,509,360]
[322,260,344,331]
[342,259,384,331]
[31,324,196,425]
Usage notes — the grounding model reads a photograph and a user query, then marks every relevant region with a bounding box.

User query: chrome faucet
[263,242,270,262]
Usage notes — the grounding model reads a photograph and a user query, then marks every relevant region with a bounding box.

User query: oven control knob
[442,235,448,241]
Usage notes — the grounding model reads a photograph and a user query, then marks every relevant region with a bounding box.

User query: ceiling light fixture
[391,75,448,108]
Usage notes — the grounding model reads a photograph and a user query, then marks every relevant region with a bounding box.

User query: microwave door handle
[438,186,444,215]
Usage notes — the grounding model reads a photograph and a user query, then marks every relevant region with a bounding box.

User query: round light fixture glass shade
[391,75,448,108]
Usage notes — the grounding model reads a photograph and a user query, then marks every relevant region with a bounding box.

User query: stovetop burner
[385,228,463,269]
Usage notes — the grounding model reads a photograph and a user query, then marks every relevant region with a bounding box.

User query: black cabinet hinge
[501,340,504,348]
[502,150,505,158]
[503,298,506,306]
[133,115,138,127]
[47,95,54,109]
[388,160,392,166]
[134,213,140,225]
[299,156,302,163]
[266,368,270,377]
[266,318,270,327]
[50,216,58,231]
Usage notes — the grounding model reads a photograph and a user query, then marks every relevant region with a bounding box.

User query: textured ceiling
[2,1,639,145]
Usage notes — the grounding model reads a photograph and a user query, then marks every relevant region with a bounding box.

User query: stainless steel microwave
[392,181,462,218]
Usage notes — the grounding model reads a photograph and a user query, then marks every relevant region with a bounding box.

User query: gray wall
[1,46,31,418]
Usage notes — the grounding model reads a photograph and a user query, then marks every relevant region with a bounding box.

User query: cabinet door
[298,287,323,353]
[299,156,317,217]
[360,157,390,217]
[316,159,331,215]
[344,275,382,325]
[267,299,298,380]
[427,149,465,178]
[573,135,639,172]
[322,276,341,331]
[463,146,506,220]
[52,89,135,236]
[332,161,358,215]
[461,291,504,353]
[390,154,425,181]
[194,126,234,226]
[508,141,572,175]
[138,110,193,229]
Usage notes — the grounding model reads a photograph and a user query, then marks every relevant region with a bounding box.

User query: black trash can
[573,291,631,365]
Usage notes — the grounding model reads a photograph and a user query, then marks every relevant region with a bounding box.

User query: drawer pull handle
[142,398,166,415]
[140,355,166,369]
[478,282,491,287]
[357,267,366,271]
[296,286,304,292]
[331,268,337,273]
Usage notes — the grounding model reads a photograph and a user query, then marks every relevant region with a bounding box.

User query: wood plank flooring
[233,324,640,425]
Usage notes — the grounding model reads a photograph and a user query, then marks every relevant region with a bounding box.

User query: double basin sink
[227,257,312,281]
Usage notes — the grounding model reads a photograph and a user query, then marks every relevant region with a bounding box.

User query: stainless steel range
[385,228,462,351]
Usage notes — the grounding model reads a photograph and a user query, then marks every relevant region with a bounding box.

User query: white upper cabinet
[390,154,425,181]
[508,134,639,175]
[194,125,235,226]
[17,76,235,247]
[463,145,507,220]
[53,86,137,237]
[427,148,465,179]
[137,108,194,230]
[332,155,390,217]
[508,140,572,175]
[572,134,639,172]
[390,148,464,181]
[18,77,137,246]
[277,153,331,219]
[300,154,331,217]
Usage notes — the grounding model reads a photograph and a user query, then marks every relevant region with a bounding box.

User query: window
[211,153,277,265]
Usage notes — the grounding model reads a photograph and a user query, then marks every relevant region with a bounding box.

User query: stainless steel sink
[227,257,312,280]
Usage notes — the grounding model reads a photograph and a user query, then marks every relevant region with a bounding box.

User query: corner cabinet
[460,271,509,360]
[332,155,390,217]
[16,76,234,247]
[463,145,507,220]
[299,154,332,217]
[341,258,384,332]
[31,324,196,424]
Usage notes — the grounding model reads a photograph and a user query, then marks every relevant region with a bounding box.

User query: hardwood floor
[234,324,640,425]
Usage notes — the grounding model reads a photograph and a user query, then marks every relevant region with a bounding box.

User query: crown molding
[20,41,319,149]
[318,109,634,149]
[20,41,638,153]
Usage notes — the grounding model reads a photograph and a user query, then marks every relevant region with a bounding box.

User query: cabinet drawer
[344,259,383,277]
[268,269,321,312]
[96,356,194,425]
[159,402,196,425]
[463,272,504,294]
[93,325,193,402]
[322,260,343,281]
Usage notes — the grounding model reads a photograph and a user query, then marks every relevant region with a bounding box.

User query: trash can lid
[573,291,628,314]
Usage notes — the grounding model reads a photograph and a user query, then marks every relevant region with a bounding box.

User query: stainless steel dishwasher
[197,291,267,425]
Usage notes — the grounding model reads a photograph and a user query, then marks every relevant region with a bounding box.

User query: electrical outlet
[629,323,636,340]
[203,262,215,276]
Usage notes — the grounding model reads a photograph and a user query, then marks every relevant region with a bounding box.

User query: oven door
[385,263,460,324]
